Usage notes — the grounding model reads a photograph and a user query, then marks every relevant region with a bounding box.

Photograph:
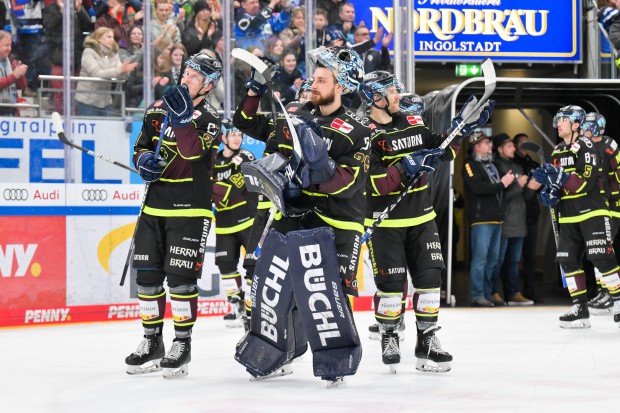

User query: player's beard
[311,89,336,106]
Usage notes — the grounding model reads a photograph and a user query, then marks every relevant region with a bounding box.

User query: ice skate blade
[249,365,293,381]
[324,376,345,388]
[162,364,189,379]
[415,359,451,373]
[589,307,612,316]
[125,359,162,375]
[559,319,591,329]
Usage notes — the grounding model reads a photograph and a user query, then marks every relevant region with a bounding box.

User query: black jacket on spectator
[42,3,93,67]
[462,155,506,226]
[181,18,222,56]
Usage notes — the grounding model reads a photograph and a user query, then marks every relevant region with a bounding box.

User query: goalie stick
[520,141,567,287]
[52,112,138,174]
[361,58,496,244]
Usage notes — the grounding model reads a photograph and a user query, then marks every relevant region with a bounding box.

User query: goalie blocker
[234,227,362,379]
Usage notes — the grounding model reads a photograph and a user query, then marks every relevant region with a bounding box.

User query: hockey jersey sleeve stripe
[160,177,193,183]
[143,206,214,218]
[558,209,610,224]
[318,165,359,195]
[363,210,436,228]
[215,200,248,212]
[323,127,355,145]
[370,183,429,197]
[258,200,273,209]
[215,218,254,234]
[314,211,364,233]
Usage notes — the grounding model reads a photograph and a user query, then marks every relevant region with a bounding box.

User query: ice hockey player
[125,53,222,378]
[532,105,620,328]
[362,70,495,372]
[212,121,258,327]
[233,45,369,386]
[581,112,619,315]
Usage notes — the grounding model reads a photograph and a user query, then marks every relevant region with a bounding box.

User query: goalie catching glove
[450,95,496,138]
[162,85,194,127]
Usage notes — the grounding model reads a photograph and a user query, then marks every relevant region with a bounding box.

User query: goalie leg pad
[234,230,302,376]
[287,227,362,378]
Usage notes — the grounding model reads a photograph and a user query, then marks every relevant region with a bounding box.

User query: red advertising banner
[0,216,67,310]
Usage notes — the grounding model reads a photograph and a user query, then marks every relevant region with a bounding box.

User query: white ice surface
[1,308,619,413]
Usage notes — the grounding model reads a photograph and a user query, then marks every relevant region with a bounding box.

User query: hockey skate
[559,303,591,329]
[588,291,613,316]
[224,299,245,328]
[614,300,620,326]
[414,326,452,373]
[249,362,293,381]
[125,335,165,375]
[369,321,405,341]
[161,338,191,379]
[322,376,346,389]
[381,331,401,374]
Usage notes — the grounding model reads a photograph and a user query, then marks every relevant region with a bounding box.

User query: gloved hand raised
[450,95,496,137]
[540,185,561,207]
[400,148,445,177]
[244,57,278,97]
[532,163,569,188]
[137,151,167,182]
[162,84,194,127]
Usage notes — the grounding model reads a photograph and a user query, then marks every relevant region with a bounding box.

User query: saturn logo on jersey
[331,118,353,134]
[407,115,424,125]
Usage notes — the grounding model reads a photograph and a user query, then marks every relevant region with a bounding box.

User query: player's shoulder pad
[394,111,425,127]
[146,100,167,115]
[343,107,369,127]
[194,100,220,121]
[285,101,304,114]
[238,148,256,161]
[578,136,593,148]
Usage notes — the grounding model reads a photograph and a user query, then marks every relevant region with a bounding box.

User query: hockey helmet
[221,118,241,137]
[361,70,406,107]
[295,78,313,101]
[553,105,585,128]
[307,46,364,94]
[399,93,425,115]
[185,53,222,87]
[581,112,606,137]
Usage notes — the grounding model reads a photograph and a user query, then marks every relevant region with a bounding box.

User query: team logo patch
[193,110,201,119]
[407,115,424,125]
[331,118,353,133]
[369,123,377,130]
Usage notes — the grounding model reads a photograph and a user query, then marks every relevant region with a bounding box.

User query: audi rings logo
[82,189,108,201]
[3,188,29,201]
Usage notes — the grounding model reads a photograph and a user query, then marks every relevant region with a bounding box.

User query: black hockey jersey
[213,148,258,233]
[234,95,371,230]
[366,112,459,227]
[133,98,221,217]
[592,136,620,213]
[551,136,608,223]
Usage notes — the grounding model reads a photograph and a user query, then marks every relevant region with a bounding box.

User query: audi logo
[82,189,108,201]
[3,188,29,201]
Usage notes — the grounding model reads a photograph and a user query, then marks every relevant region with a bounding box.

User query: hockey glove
[401,148,445,178]
[532,163,569,188]
[540,185,560,207]
[162,84,194,127]
[137,151,166,182]
[243,57,277,97]
[450,95,496,137]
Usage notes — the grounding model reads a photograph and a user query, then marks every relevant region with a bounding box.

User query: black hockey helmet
[185,53,222,87]
[399,93,425,115]
[361,70,405,107]
[553,105,585,128]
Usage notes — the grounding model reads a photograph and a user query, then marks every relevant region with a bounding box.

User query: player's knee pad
[413,287,440,325]
[287,227,362,378]
[137,283,166,335]
[235,230,298,377]
[136,269,165,288]
[413,267,443,289]
[220,271,243,302]
[374,290,403,328]
[169,284,199,338]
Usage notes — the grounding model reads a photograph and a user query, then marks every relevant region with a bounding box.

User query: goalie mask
[307,46,364,94]
[581,112,606,137]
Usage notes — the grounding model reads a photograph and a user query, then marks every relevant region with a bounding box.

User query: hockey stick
[520,141,567,287]
[52,112,139,174]
[361,58,496,244]
[514,86,556,149]
[119,114,170,286]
